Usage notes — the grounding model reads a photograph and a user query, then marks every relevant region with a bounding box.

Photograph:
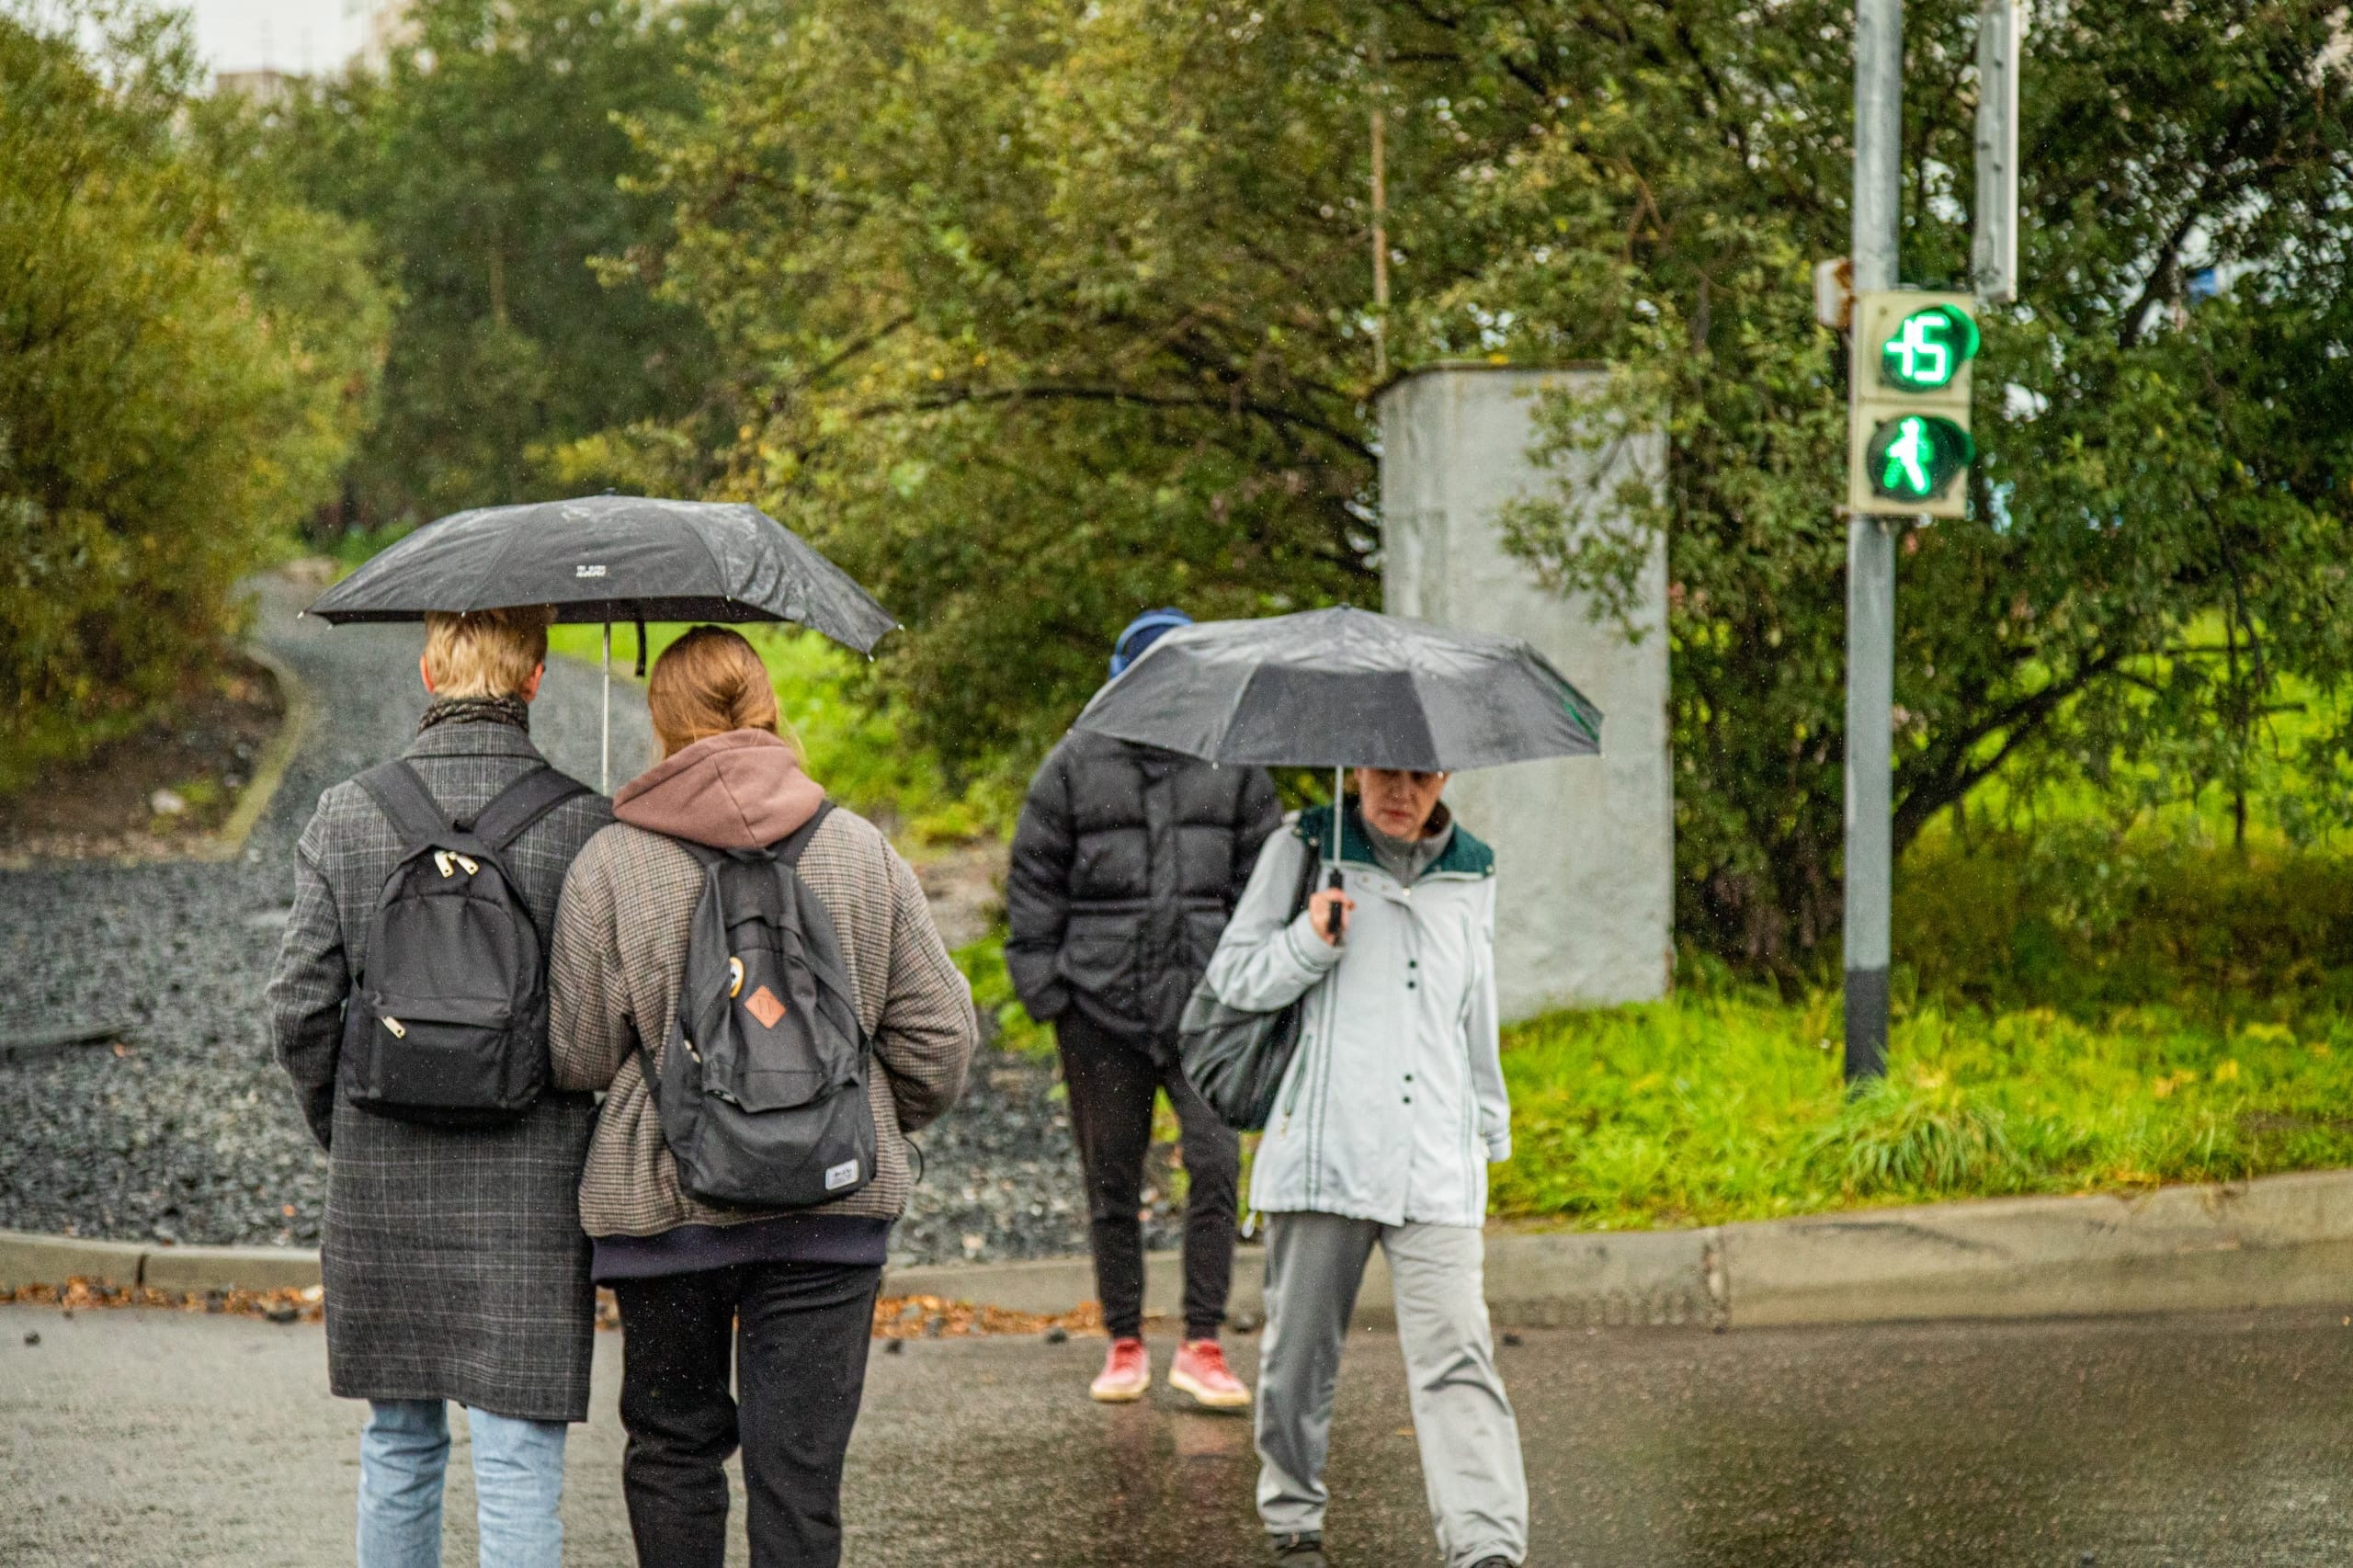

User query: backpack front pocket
[347,993,533,1115]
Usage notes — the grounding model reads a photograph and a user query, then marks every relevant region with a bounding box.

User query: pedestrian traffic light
[1848,290,1979,518]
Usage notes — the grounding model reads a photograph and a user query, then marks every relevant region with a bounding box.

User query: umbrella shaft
[602,623,611,793]
[1328,763,1345,940]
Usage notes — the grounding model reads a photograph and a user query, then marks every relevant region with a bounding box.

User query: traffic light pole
[1844,0,1904,1082]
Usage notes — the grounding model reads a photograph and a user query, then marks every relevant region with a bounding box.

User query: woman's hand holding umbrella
[1307,882,1356,946]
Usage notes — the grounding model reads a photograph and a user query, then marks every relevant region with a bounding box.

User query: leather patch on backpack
[744,984,787,1030]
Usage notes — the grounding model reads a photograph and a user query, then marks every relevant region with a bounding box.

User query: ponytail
[645,626,797,761]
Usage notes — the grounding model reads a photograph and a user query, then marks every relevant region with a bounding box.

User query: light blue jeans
[358,1399,567,1568]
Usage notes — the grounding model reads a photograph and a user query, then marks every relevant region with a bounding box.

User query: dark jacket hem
[591,1214,892,1280]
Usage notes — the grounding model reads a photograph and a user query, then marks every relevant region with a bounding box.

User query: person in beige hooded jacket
[546,626,976,1568]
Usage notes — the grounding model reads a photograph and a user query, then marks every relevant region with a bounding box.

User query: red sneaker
[1169,1337,1252,1409]
[1090,1336,1151,1403]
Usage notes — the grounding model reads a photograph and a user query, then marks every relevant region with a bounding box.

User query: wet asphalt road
[6,1302,2353,1566]
[0,572,1089,1265]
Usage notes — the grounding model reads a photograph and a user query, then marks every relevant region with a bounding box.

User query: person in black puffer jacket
[1006,608,1281,1408]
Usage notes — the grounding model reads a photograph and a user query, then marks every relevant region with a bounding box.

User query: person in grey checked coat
[1203,767,1527,1568]
[266,606,609,1568]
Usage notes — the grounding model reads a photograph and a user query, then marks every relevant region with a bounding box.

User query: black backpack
[639,801,878,1209]
[340,760,590,1127]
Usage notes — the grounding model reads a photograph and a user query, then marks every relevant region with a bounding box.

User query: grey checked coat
[265,720,612,1422]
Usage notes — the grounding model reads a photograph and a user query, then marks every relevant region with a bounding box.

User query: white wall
[1379,366,1672,1017]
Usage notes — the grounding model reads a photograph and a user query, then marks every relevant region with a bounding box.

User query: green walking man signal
[1866,414,1973,502]
[1848,291,1980,518]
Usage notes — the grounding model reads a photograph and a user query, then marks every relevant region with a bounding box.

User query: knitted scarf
[416,694,530,736]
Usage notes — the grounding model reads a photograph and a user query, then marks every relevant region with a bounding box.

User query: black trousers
[613,1260,882,1568]
[1055,1011,1242,1340]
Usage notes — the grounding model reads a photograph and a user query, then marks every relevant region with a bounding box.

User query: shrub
[0,8,382,774]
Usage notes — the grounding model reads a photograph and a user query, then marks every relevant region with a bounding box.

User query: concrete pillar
[1378,365,1672,1017]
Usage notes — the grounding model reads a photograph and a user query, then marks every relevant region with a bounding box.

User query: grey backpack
[342,761,591,1126]
[1178,837,1322,1131]
[640,802,878,1208]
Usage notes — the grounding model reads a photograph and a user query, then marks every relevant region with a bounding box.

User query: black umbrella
[1071,606,1601,771]
[1073,606,1603,937]
[306,494,896,787]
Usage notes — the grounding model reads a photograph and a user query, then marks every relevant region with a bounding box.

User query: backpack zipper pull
[381,1016,407,1040]
[453,853,479,876]
[434,851,454,878]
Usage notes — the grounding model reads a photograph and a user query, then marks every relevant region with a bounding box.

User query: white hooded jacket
[1204,801,1508,1229]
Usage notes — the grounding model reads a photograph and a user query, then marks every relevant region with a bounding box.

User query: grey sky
[180,0,358,74]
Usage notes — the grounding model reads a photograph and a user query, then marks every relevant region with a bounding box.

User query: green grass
[1491,982,2353,1231]
[1494,820,2353,1231]
[951,920,2353,1233]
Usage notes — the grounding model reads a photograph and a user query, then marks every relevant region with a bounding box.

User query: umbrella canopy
[304,494,897,654]
[1071,606,1603,772]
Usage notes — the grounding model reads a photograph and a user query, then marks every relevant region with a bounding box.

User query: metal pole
[600,621,611,794]
[1369,21,1390,381]
[1844,0,1903,1082]
[1972,0,2023,305]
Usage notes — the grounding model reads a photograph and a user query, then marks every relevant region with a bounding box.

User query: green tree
[1473,0,2353,969]
[624,0,2348,976]
[271,0,717,527]
[620,0,1570,770]
[0,3,385,762]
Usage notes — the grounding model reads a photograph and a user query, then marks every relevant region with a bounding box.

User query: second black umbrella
[1070,605,1602,772]
[1073,605,1605,938]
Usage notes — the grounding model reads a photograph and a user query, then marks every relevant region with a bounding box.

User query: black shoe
[1271,1532,1328,1565]
[1468,1558,1515,1568]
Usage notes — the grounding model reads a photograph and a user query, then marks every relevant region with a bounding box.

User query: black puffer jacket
[1006,729,1281,1056]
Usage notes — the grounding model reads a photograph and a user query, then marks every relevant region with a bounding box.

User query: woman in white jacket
[1204,767,1526,1568]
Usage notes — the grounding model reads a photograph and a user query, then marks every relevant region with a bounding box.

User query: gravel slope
[0,572,1126,1268]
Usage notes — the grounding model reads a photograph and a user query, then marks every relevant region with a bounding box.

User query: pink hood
[613,730,824,849]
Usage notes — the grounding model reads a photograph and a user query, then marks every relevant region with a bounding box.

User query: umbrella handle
[1324,867,1346,941]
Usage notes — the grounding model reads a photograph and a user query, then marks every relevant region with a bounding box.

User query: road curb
[1719,1167,2353,1327]
[15,1168,2353,1324]
[192,642,313,864]
[141,1243,324,1295]
[0,1233,321,1293]
[889,1167,2353,1331]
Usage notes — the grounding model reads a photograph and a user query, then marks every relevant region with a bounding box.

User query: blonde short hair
[422,607,553,699]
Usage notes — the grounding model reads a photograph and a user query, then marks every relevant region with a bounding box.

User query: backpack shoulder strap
[469,766,595,853]
[666,837,728,869]
[355,761,452,853]
[1287,836,1323,920]
[772,800,837,869]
